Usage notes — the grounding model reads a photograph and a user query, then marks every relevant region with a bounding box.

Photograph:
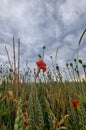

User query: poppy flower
[36,60,46,72]
[71,100,80,109]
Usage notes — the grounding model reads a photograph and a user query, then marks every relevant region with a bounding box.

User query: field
[0,31,86,130]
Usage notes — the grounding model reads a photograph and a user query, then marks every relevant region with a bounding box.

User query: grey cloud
[0,0,86,72]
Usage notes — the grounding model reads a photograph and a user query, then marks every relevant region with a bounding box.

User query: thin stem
[5,46,12,69]
[18,38,20,88]
[13,37,16,87]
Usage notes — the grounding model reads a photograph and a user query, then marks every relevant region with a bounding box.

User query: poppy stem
[42,49,44,60]
[42,46,46,60]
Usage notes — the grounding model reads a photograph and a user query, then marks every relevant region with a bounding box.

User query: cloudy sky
[0,0,86,73]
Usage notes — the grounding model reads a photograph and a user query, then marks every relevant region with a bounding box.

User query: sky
[0,0,86,74]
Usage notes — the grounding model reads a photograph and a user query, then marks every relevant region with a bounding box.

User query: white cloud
[59,0,86,26]
[0,0,86,75]
[0,55,7,63]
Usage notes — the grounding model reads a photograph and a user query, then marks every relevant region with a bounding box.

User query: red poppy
[36,60,46,72]
[72,100,80,109]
